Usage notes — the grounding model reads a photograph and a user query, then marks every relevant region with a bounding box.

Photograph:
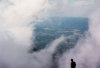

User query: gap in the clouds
[29,17,88,68]
[31,17,88,54]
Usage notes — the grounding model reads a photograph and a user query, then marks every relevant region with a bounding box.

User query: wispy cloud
[59,0,100,68]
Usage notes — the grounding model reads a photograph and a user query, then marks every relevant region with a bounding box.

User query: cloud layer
[58,0,100,68]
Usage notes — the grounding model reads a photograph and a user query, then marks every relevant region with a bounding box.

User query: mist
[0,0,99,68]
[0,0,68,68]
[0,0,56,68]
[58,1,100,68]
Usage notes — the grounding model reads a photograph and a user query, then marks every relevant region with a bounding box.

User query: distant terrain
[32,17,88,55]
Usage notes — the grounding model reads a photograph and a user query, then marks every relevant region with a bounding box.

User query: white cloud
[0,0,52,68]
[59,0,100,68]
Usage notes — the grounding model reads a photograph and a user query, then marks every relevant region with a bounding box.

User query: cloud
[58,0,100,68]
[47,0,95,17]
[0,0,54,68]
[0,0,99,68]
